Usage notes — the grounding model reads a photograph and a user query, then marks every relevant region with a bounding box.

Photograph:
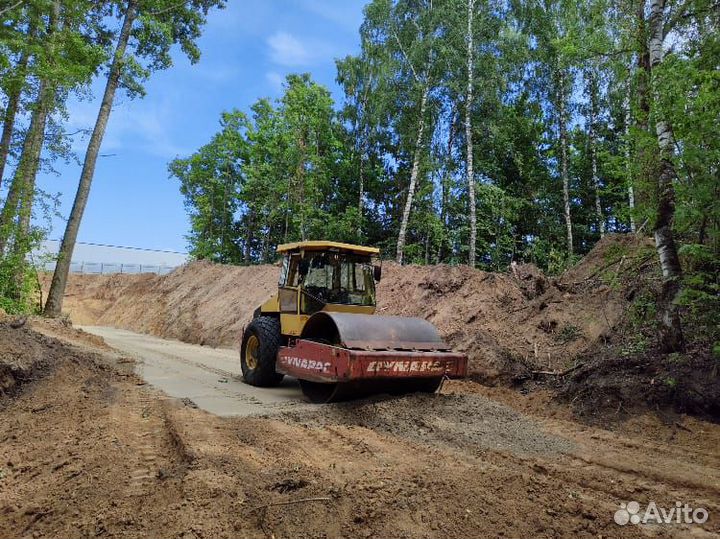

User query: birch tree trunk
[297,132,306,241]
[357,143,365,239]
[648,0,684,352]
[0,78,53,256]
[44,0,139,317]
[0,50,30,190]
[244,208,254,264]
[624,86,636,232]
[438,109,456,263]
[396,86,428,264]
[558,69,573,256]
[588,69,605,237]
[465,0,477,267]
[634,0,652,221]
[356,78,372,241]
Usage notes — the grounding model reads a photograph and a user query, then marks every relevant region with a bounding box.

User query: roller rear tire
[241,316,284,387]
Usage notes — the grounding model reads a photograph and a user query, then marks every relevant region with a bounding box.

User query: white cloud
[62,94,189,159]
[192,64,241,83]
[299,0,365,32]
[117,105,189,158]
[265,71,285,93]
[267,31,312,66]
[205,1,272,36]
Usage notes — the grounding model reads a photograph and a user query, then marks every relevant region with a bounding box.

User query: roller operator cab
[240,241,468,403]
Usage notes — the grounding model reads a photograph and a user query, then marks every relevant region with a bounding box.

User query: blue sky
[37,0,367,254]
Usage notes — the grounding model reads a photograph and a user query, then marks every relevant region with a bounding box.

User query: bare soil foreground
[1,319,719,538]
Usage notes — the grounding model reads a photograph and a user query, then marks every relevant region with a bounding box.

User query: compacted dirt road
[81,326,313,417]
[2,321,719,538]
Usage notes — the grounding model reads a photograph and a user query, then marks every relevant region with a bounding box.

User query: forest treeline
[0,0,717,354]
[170,0,718,352]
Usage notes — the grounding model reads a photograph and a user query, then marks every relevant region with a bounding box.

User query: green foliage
[677,244,720,345]
[170,74,345,263]
[0,262,41,315]
[119,0,226,97]
[531,243,580,276]
[169,109,250,263]
[172,0,719,286]
[629,292,658,330]
[473,184,524,270]
[621,337,649,357]
[603,242,629,264]
[554,324,582,343]
[0,225,44,314]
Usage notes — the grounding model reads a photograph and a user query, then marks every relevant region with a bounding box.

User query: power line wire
[46,239,188,256]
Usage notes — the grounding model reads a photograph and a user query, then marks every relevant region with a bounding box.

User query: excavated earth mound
[46,235,649,383]
[1,322,64,399]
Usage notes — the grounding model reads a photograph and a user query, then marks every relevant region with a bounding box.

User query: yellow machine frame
[257,241,380,337]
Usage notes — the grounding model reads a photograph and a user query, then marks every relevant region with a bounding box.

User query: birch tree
[389,4,437,264]
[586,67,605,237]
[647,0,684,351]
[557,67,573,255]
[396,85,429,264]
[624,82,636,232]
[465,0,477,266]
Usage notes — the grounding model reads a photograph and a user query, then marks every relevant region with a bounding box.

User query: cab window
[278,255,289,286]
[279,254,302,288]
[301,252,375,308]
[287,254,301,287]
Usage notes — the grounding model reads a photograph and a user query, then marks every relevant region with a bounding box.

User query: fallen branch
[531,362,584,377]
[635,218,649,235]
[250,496,331,513]
[564,252,653,287]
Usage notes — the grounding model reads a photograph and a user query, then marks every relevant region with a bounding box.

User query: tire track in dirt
[126,392,165,495]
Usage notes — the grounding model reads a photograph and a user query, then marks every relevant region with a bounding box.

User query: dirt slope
[2,322,719,538]
[47,262,279,347]
[46,235,647,381]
